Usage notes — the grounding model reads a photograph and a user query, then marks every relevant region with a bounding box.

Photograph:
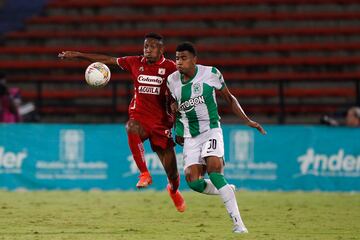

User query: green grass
[0,190,359,240]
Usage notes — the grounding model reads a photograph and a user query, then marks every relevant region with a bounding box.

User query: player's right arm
[58,51,118,66]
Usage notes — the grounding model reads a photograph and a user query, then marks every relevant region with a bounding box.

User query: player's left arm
[219,85,267,135]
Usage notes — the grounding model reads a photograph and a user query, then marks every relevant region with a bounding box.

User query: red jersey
[117,55,177,126]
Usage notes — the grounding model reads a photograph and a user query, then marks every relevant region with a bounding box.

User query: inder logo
[0,146,27,174]
[297,148,360,177]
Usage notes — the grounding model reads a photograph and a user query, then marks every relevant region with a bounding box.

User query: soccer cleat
[233,226,248,234]
[136,172,152,188]
[167,184,186,212]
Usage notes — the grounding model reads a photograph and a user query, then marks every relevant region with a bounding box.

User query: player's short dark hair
[176,42,197,56]
[145,32,164,43]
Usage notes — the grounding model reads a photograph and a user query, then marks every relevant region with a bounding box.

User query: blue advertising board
[0,124,359,191]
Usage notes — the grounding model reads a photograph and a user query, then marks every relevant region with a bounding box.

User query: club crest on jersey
[193,83,202,96]
[139,66,144,72]
[158,68,166,75]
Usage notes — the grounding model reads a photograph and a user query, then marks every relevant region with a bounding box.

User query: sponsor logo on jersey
[138,86,160,95]
[137,75,163,85]
[178,96,205,112]
[158,68,166,75]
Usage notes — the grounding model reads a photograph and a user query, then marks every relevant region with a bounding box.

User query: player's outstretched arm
[58,51,118,66]
[219,86,267,135]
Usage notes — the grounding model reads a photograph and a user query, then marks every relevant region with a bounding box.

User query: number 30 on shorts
[207,139,217,150]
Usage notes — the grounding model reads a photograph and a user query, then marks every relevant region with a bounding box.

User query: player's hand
[175,135,184,146]
[58,51,81,59]
[246,120,267,135]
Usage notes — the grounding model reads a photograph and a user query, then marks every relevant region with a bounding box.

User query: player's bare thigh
[126,119,147,139]
[206,156,225,173]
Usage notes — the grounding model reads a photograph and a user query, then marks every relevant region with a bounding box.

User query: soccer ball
[85,62,111,87]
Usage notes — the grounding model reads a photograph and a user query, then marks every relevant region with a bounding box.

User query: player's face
[175,51,197,75]
[143,38,163,63]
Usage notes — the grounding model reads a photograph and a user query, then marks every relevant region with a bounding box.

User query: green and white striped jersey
[167,64,226,138]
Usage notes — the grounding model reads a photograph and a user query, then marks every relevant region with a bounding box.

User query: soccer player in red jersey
[58,33,185,212]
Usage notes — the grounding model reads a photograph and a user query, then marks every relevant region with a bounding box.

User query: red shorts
[133,118,175,151]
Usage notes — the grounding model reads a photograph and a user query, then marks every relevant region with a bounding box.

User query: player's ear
[193,56,197,64]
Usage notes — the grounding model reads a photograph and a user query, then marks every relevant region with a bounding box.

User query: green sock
[187,178,207,193]
[209,172,228,190]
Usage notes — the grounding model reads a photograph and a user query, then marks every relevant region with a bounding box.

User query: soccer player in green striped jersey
[167,42,266,233]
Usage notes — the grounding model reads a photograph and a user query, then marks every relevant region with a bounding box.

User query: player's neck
[147,60,157,65]
[182,66,197,83]
[147,55,163,65]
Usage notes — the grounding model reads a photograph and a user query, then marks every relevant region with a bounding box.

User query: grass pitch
[0,190,359,240]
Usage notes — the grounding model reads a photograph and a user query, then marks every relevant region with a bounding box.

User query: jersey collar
[181,65,198,84]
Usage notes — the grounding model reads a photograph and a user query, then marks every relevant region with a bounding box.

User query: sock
[127,133,148,173]
[203,179,220,195]
[187,179,206,193]
[209,173,246,229]
[219,184,246,229]
[187,178,230,195]
[168,174,180,194]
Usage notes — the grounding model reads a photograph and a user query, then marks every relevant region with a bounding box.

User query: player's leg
[155,147,179,192]
[150,127,180,192]
[185,164,234,195]
[151,128,185,212]
[204,128,248,233]
[183,164,214,194]
[155,147,186,212]
[206,156,247,233]
[183,135,221,195]
[185,164,206,191]
[183,130,224,195]
[126,119,152,188]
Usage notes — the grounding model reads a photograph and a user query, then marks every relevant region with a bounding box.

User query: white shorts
[183,128,224,170]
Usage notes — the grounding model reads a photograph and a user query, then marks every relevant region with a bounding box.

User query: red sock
[127,133,148,173]
[169,174,180,193]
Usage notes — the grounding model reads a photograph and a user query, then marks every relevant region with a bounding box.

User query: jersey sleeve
[116,56,137,72]
[209,67,226,90]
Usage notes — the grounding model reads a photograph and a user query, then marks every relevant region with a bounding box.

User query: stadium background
[0,1,359,239]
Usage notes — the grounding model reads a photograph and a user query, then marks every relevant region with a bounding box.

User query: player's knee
[126,120,139,133]
[126,120,147,138]
[187,179,206,193]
